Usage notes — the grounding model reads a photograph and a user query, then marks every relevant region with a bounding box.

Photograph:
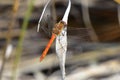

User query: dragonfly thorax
[52,20,67,36]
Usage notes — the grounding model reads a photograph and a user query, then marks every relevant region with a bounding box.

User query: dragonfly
[37,0,71,62]
[37,0,71,80]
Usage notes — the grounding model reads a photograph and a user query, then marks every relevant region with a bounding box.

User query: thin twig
[11,0,35,80]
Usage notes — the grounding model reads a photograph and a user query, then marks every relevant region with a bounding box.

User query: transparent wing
[37,0,54,37]
[40,9,53,37]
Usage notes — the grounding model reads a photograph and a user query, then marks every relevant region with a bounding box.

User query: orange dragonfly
[39,20,67,62]
[37,0,71,62]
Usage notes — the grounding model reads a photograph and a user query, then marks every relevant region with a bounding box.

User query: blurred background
[0,0,120,80]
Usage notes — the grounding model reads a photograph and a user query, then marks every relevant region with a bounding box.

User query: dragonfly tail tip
[40,57,44,62]
[40,59,43,62]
